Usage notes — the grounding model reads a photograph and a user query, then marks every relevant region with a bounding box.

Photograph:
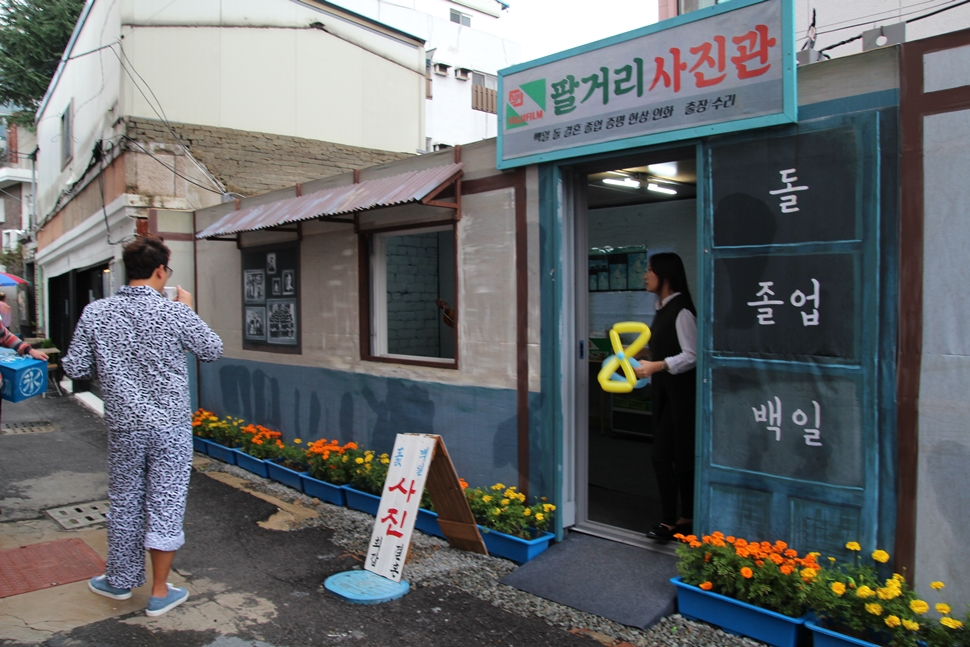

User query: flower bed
[300,474,346,507]
[232,449,269,478]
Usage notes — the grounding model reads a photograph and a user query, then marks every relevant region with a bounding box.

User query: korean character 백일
[791,401,822,446]
[752,396,782,441]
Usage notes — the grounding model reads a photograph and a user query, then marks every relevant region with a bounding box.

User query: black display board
[713,253,857,359]
[710,367,863,487]
[711,127,859,246]
[242,243,300,352]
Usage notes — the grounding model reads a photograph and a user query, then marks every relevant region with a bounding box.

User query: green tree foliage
[0,0,86,128]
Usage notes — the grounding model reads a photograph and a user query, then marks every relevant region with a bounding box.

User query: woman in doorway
[633,253,696,544]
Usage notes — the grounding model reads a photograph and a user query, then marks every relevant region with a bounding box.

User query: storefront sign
[365,434,437,582]
[497,0,795,168]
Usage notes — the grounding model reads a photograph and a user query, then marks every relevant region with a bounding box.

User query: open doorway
[576,149,699,545]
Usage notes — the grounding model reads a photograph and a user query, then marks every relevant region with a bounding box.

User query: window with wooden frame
[361,224,457,368]
[61,102,73,168]
[242,242,301,354]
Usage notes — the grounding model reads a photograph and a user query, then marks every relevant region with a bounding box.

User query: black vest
[648,293,695,363]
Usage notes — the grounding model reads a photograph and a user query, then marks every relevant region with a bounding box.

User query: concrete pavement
[0,394,601,647]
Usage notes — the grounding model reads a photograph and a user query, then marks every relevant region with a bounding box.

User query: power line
[799,0,951,37]
[817,0,970,55]
[121,136,223,194]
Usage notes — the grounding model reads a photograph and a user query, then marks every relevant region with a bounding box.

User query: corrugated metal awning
[196,163,463,238]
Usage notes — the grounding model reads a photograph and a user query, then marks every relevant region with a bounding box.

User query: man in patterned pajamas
[63,235,223,617]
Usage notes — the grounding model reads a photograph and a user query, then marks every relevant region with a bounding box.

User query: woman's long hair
[649,252,695,314]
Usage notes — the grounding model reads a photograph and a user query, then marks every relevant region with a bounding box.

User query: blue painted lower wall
[199,359,548,496]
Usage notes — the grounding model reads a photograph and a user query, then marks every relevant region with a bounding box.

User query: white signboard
[497,0,795,168]
[364,434,436,582]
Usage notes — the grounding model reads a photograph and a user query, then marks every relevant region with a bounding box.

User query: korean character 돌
[791,401,822,446]
[752,396,782,441]
[747,281,784,325]
[768,169,809,213]
[790,278,820,326]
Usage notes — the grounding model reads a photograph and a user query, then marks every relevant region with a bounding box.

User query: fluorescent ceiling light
[603,177,641,189]
[647,162,678,178]
[647,183,677,195]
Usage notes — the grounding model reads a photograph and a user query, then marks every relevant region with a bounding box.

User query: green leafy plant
[348,449,390,495]
[306,438,359,484]
[464,483,554,539]
[673,531,820,618]
[805,544,968,647]
[275,438,309,471]
[239,423,283,460]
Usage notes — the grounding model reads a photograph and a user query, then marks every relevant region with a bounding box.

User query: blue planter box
[806,621,878,647]
[233,449,270,478]
[0,355,47,402]
[414,508,445,538]
[192,436,209,455]
[300,474,347,506]
[205,441,238,465]
[671,577,806,647]
[343,486,381,516]
[266,460,308,491]
[479,527,555,564]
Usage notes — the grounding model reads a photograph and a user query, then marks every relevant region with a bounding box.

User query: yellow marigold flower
[892,573,905,583]
[856,586,875,598]
[877,587,900,600]
[342,455,349,462]
[380,457,390,464]
[492,483,505,491]
[846,541,862,551]
[865,603,883,616]
[800,568,817,581]
[941,617,964,629]
[902,620,919,631]
[937,603,951,615]
[504,488,516,498]
[293,438,302,444]
[535,513,544,521]
[910,600,929,615]
[884,615,901,628]
[831,582,846,596]
[931,581,945,590]
[492,508,502,516]
[355,457,364,464]
[482,495,492,503]
[871,549,890,563]
[501,499,510,506]
[517,493,526,502]
[523,508,531,516]
[365,454,372,462]
[543,503,556,512]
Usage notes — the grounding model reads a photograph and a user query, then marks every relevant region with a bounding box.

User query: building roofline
[36,0,95,122]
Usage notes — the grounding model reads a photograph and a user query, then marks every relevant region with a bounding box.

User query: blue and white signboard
[0,355,48,402]
[497,0,796,168]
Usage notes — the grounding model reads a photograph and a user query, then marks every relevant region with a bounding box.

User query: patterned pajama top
[63,285,223,431]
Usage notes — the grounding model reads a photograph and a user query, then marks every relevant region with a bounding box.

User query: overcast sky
[497,0,660,62]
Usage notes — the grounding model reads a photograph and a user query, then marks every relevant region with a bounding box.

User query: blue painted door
[696,110,896,556]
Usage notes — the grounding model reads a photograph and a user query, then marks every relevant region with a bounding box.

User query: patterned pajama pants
[105,425,193,589]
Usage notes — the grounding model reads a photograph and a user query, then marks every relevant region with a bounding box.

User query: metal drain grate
[45,501,110,530]
[1,421,55,435]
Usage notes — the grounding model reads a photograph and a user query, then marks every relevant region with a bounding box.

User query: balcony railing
[472,85,497,114]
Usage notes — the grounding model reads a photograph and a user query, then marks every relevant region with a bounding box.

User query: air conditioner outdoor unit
[433,62,450,76]
[454,67,471,81]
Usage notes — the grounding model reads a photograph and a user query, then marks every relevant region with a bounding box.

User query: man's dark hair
[123,235,170,281]
[0,293,6,301]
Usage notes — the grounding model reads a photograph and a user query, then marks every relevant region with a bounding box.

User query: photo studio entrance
[570,145,700,548]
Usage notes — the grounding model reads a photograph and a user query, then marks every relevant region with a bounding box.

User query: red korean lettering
[388,477,418,503]
[689,35,726,88]
[381,508,407,538]
[649,48,687,93]
[731,24,777,79]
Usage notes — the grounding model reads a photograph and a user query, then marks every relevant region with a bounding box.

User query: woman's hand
[28,348,49,362]
[633,360,664,379]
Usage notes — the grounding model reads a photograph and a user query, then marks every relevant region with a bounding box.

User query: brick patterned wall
[385,232,441,357]
[125,118,412,197]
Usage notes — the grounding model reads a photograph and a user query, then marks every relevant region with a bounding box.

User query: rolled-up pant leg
[144,425,193,551]
[106,429,149,589]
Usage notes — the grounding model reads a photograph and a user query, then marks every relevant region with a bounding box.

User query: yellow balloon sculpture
[596,321,652,394]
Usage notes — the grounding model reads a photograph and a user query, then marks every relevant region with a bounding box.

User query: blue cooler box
[0,355,48,402]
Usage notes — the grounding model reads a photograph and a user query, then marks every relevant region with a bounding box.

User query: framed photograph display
[242,242,300,353]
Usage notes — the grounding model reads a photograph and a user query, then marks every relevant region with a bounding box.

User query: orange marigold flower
[699,582,713,591]
[734,538,748,548]
[689,541,702,549]
[780,564,794,575]
[740,567,753,579]
[769,553,784,565]
[755,560,765,567]
[459,478,469,490]
[726,536,736,543]
[784,549,797,558]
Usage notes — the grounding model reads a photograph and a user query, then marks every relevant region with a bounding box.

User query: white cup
[163,286,178,301]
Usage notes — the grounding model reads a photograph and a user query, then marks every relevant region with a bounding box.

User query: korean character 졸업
[752,396,782,441]
[790,278,820,326]
[768,169,809,213]
[747,281,784,325]
[791,401,822,446]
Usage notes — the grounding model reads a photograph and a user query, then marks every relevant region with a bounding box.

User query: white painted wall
[330,0,521,147]
[795,0,970,57]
